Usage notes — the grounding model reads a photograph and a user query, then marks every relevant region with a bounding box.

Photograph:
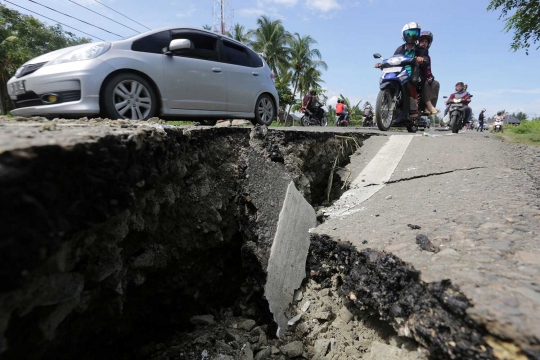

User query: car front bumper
[7,59,115,118]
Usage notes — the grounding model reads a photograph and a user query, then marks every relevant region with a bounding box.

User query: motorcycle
[373,53,423,133]
[493,122,503,133]
[443,96,469,134]
[301,105,328,127]
[362,114,374,127]
[335,113,350,127]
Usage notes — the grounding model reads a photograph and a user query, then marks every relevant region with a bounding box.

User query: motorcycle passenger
[418,31,440,115]
[336,99,347,125]
[445,82,471,127]
[375,22,429,118]
[477,108,486,132]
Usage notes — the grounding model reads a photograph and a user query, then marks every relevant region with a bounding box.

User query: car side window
[170,31,218,61]
[222,41,251,67]
[247,48,263,68]
[131,31,171,54]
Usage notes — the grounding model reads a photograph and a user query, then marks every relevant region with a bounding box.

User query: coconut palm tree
[250,16,291,76]
[285,33,327,124]
[228,23,252,44]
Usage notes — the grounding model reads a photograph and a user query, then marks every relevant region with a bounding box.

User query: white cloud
[176,5,196,18]
[238,6,285,20]
[307,0,341,12]
[267,0,299,6]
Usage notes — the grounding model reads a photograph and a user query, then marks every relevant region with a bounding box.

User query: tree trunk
[285,74,300,127]
[0,71,12,115]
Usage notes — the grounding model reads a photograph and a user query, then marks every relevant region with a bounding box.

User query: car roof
[124,26,247,48]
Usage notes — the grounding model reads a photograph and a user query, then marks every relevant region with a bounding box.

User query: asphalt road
[306,127,540,358]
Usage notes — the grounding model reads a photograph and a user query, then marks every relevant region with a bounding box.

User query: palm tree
[250,16,291,76]
[228,23,252,44]
[285,33,327,124]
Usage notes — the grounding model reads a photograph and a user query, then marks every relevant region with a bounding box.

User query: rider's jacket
[336,103,344,114]
[447,91,471,107]
[393,44,430,84]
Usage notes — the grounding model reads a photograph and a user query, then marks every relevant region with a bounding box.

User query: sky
[4,0,540,119]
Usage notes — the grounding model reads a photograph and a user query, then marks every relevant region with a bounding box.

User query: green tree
[0,5,90,114]
[250,16,290,76]
[274,76,296,112]
[512,111,528,121]
[488,0,540,54]
[228,23,252,44]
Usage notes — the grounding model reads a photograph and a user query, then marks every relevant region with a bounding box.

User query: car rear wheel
[253,94,275,126]
[102,73,157,120]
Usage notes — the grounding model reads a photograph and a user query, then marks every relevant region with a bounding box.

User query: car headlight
[14,65,25,77]
[46,42,111,66]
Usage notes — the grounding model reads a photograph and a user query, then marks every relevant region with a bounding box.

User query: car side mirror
[165,39,192,55]
[373,53,382,59]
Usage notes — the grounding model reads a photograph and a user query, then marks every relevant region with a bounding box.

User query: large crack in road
[0,117,538,360]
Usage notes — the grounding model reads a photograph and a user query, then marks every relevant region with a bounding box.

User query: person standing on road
[477,108,486,132]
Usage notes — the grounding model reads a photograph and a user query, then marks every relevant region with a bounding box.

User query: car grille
[13,90,82,109]
[16,62,48,78]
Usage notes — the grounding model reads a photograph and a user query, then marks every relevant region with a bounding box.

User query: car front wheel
[253,94,275,126]
[102,73,157,120]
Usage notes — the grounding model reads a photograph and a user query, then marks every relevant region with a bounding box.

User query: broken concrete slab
[264,182,316,337]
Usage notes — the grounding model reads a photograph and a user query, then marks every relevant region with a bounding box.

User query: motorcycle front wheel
[320,116,328,127]
[450,114,460,134]
[376,89,395,131]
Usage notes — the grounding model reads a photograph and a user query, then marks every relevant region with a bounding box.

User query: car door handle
[212,67,222,73]
[252,72,259,76]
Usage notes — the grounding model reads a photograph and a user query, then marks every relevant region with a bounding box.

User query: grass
[167,121,193,126]
[495,121,540,145]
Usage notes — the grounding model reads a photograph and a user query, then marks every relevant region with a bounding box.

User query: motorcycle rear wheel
[450,114,460,134]
[376,89,394,131]
[300,115,310,127]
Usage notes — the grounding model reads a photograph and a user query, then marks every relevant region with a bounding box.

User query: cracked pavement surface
[315,131,540,358]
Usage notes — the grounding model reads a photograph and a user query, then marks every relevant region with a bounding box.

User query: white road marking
[323,135,414,219]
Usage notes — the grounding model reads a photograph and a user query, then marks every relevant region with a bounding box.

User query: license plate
[382,67,402,74]
[8,80,26,96]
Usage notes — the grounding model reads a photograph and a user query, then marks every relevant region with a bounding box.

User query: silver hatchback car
[7,27,278,125]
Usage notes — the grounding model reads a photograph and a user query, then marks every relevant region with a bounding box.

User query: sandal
[431,109,440,115]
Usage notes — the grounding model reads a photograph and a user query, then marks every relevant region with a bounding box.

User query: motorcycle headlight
[388,57,402,65]
[46,42,111,66]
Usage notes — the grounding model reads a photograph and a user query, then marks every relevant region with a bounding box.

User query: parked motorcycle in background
[373,53,421,133]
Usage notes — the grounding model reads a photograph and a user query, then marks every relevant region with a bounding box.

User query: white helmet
[482,108,486,112]
[401,22,421,42]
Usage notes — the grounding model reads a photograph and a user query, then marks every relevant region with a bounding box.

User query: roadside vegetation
[495,120,540,145]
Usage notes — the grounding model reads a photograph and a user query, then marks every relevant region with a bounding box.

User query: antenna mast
[213,0,234,35]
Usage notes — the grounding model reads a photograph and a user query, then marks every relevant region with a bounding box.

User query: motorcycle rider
[375,22,429,118]
[418,31,440,115]
[304,89,323,122]
[492,111,504,132]
[477,108,486,132]
[445,82,471,127]
[336,99,348,125]
[363,105,374,126]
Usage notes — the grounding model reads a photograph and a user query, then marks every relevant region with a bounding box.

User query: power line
[28,0,124,38]
[2,0,105,41]
[67,0,141,34]
[93,0,151,30]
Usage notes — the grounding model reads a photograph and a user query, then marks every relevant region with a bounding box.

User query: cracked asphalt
[314,130,540,357]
